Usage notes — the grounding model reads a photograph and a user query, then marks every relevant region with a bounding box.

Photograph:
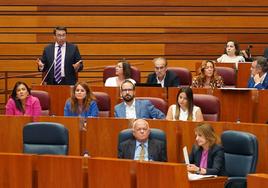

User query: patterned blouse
[192,76,224,89]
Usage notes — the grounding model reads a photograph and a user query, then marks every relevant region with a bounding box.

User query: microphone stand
[40,60,55,85]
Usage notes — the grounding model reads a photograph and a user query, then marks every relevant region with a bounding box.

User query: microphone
[40,60,56,85]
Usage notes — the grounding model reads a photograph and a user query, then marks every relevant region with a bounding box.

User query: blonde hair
[195,123,219,147]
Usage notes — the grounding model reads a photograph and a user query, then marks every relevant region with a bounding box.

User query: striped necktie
[54,45,62,84]
[139,143,145,161]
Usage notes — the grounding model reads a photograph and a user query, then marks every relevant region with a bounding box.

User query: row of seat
[23,121,258,188]
[103,66,237,87]
[32,90,220,121]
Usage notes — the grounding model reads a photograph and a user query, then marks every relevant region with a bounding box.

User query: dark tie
[54,45,62,84]
[139,144,145,161]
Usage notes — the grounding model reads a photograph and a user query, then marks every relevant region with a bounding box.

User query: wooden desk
[0,153,32,188]
[0,115,32,153]
[88,157,136,188]
[248,174,268,187]
[36,155,84,188]
[255,90,268,123]
[137,161,227,188]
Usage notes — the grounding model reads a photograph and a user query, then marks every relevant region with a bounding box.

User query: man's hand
[73,60,82,72]
[253,74,261,84]
[37,58,44,71]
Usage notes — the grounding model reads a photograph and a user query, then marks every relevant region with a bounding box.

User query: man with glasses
[248,56,268,89]
[37,26,83,85]
[118,119,167,162]
[146,57,179,87]
[114,80,165,119]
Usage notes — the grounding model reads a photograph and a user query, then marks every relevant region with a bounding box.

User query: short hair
[152,57,167,67]
[255,56,268,73]
[224,40,240,56]
[53,26,67,35]
[120,79,135,91]
[195,123,219,147]
[132,119,149,129]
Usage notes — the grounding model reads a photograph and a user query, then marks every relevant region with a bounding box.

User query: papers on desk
[183,146,190,165]
[188,172,217,180]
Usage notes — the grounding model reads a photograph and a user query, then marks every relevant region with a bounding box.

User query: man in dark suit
[146,57,179,87]
[247,56,268,89]
[37,26,83,85]
[118,119,167,162]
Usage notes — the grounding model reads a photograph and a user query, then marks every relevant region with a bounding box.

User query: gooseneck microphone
[40,60,56,85]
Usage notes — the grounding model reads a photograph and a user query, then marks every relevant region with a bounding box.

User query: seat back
[23,122,69,155]
[136,97,168,115]
[193,94,220,121]
[221,130,258,188]
[93,91,111,117]
[31,90,50,115]
[167,67,192,87]
[118,128,166,148]
[215,67,236,87]
[103,66,141,83]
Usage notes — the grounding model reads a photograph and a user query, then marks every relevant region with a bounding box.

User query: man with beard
[146,57,179,87]
[114,80,165,119]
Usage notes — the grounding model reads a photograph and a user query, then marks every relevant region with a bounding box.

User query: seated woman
[5,81,41,116]
[64,82,99,117]
[166,87,203,121]
[187,123,225,176]
[192,60,224,88]
[217,40,245,68]
[104,59,136,87]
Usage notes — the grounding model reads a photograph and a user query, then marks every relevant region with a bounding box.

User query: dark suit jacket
[118,138,167,162]
[146,70,180,87]
[40,42,83,85]
[247,74,268,89]
[189,144,225,176]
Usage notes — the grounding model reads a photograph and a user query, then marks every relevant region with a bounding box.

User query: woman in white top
[166,87,204,121]
[105,59,136,87]
[217,41,245,68]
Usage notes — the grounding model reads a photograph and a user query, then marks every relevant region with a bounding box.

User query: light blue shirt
[134,140,149,161]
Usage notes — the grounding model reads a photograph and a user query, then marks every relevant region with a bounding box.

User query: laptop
[183,146,190,165]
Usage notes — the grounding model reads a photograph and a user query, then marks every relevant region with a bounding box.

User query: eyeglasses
[121,88,134,92]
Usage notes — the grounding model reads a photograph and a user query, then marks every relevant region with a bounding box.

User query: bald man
[118,119,167,162]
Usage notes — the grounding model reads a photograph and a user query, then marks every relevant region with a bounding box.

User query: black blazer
[40,42,83,85]
[146,70,180,87]
[118,138,167,162]
[189,144,225,176]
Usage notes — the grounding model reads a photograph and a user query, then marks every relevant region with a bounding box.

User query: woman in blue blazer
[64,82,99,117]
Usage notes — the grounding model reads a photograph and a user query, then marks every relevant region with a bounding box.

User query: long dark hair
[224,40,240,56]
[69,82,96,114]
[175,87,193,120]
[119,59,132,79]
[11,81,31,113]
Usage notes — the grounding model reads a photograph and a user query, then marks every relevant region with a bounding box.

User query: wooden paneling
[36,155,84,188]
[0,153,32,188]
[1,0,268,6]
[248,174,268,188]
[0,116,32,153]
